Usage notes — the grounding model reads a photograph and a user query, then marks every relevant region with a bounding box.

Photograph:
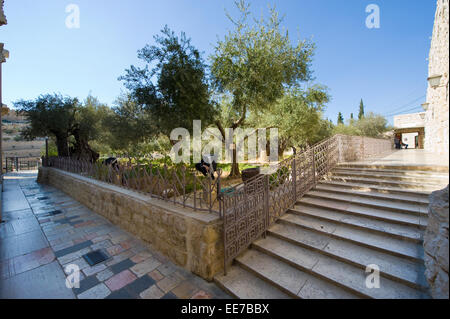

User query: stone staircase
[215,163,449,299]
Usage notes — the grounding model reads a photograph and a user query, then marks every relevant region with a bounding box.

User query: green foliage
[354,112,391,137]
[40,138,58,157]
[269,166,290,189]
[337,112,344,125]
[333,123,362,136]
[103,93,155,154]
[211,1,314,116]
[75,95,112,145]
[210,1,315,175]
[358,99,365,120]
[14,93,79,156]
[14,93,112,159]
[332,112,390,138]
[120,26,215,137]
[14,93,78,140]
[249,86,331,154]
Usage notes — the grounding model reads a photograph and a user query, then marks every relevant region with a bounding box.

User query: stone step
[297,197,427,229]
[314,184,429,206]
[326,175,444,192]
[276,214,424,263]
[318,180,431,199]
[253,236,429,299]
[235,249,360,299]
[273,217,428,290]
[214,264,292,299]
[305,190,427,216]
[333,167,449,178]
[289,204,423,243]
[336,163,449,173]
[331,170,448,185]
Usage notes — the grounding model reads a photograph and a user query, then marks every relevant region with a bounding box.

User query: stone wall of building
[37,167,224,281]
[424,0,449,161]
[394,112,425,129]
[424,185,449,299]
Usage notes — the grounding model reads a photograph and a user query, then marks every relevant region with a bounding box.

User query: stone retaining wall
[38,167,224,281]
[338,135,393,162]
[424,185,449,299]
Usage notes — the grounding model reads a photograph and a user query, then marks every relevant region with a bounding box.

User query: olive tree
[210,1,315,176]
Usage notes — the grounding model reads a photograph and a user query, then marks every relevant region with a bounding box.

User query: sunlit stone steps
[314,183,429,206]
[214,164,447,299]
[279,212,424,262]
[304,190,427,216]
[214,265,291,299]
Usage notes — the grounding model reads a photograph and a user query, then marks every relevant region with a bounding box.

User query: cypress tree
[337,112,344,125]
[358,99,365,119]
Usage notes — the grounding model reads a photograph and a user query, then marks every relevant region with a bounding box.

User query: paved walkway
[345,149,449,168]
[0,171,230,299]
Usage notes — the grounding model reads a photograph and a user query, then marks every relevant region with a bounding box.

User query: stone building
[423,0,449,161]
[393,112,425,149]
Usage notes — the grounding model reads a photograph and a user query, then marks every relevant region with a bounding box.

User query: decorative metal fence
[220,134,387,274]
[44,157,222,213]
[4,157,41,172]
[41,133,393,276]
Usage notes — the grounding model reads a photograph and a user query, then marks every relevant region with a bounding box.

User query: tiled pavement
[0,171,231,299]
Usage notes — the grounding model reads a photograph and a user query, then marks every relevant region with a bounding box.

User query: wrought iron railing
[41,133,393,276]
[43,157,222,213]
[220,134,391,274]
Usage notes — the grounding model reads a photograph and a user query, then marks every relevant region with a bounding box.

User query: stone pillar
[424,185,449,299]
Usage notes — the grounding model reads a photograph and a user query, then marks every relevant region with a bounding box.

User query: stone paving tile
[130,257,161,277]
[63,257,90,273]
[73,275,100,295]
[157,272,185,293]
[162,292,178,299]
[78,283,111,299]
[106,244,125,256]
[91,234,110,243]
[140,284,165,299]
[105,270,137,291]
[130,251,152,264]
[57,247,92,265]
[82,263,107,277]
[148,269,164,282]
[91,239,113,251]
[123,275,156,297]
[157,262,179,277]
[54,240,93,258]
[171,280,199,299]
[106,250,135,267]
[0,174,230,299]
[12,247,55,275]
[105,287,135,299]
[0,259,15,279]
[96,268,114,282]
[191,290,213,299]
[110,258,136,275]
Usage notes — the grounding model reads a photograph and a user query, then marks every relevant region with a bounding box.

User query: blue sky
[0,0,436,125]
